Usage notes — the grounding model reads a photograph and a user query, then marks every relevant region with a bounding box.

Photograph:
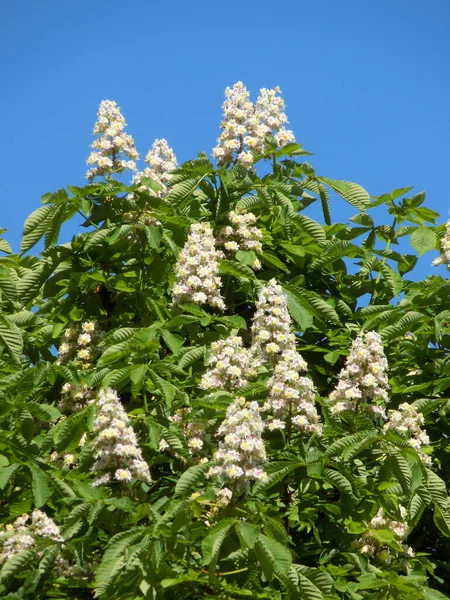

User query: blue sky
[1,0,450,278]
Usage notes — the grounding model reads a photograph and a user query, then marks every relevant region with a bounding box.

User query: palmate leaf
[253,461,304,493]
[175,462,211,496]
[0,314,23,362]
[202,519,236,578]
[28,462,52,508]
[0,550,35,583]
[21,205,55,253]
[254,534,292,580]
[325,430,379,458]
[317,177,370,210]
[380,311,425,342]
[94,528,148,597]
[289,213,326,244]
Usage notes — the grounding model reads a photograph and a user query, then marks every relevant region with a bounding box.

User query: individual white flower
[172,222,226,310]
[329,331,390,415]
[200,335,257,391]
[383,402,431,465]
[216,487,233,507]
[132,138,177,197]
[251,278,296,362]
[207,399,267,493]
[86,100,138,180]
[433,219,450,268]
[91,388,151,486]
[159,438,169,451]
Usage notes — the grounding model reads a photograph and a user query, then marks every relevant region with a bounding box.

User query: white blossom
[212,82,253,165]
[200,335,257,391]
[172,222,226,310]
[133,138,177,197]
[207,399,267,493]
[217,211,263,269]
[329,331,389,416]
[264,349,322,435]
[383,402,431,465]
[0,510,63,565]
[245,86,295,154]
[91,388,151,486]
[433,218,450,268]
[86,100,138,180]
[251,278,296,362]
[353,506,411,563]
[213,82,296,167]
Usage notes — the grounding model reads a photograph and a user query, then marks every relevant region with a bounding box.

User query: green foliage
[1,119,450,600]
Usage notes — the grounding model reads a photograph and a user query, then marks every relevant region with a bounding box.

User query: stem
[371,216,397,303]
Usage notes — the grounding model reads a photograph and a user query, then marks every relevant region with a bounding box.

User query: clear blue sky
[1,0,450,278]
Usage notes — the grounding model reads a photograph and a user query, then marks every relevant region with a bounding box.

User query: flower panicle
[329,331,390,416]
[91,388,151,486]
[172,222,226,310]
[86,100,138,180]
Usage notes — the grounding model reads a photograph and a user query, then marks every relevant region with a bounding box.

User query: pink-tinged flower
[200,335,257,391]
[383,402,431,465]
[132,138,177,197]
[207,399,266,493]
[172,222,226,310]
[91,388,151,487]
[86,100,138,180]
[251,278,296,362]
[329,331,389,415]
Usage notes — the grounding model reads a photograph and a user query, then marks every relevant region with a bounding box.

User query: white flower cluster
[212,82,253,166]
[59,383,96,414]
[383,402,431,465]
[169,407,206,456]
[207,399,267,492]
[249,86,295,151]
[0,510,63,565]
[57,322,101,370]
[251,278,296,362]
[354,506,414,563]
[433,219,450,268]
[200,335,257,391]
[217,211,263,270]
[212,82,295,168]
[264,349,322,435]
[86,100,138,180]
[329,331,389,416]
[91,388,151,487]
[172,222,226,310]
[133,138,177,197]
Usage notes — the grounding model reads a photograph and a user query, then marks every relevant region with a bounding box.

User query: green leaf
[202,520,235,577]
[94,528,147,596]
[410,226,439,255]
[0,314,23,362]
[237,522,260,549]
[161,330,185,355]
[175,462,211,496]
[21,205,54,253]
[0,550,34,582]
[0,464,19,489]
[285,290,313,330]
[28,463,52,508]
[179,346,205,369]
[255,534,292,580]
[318,177,370,209]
